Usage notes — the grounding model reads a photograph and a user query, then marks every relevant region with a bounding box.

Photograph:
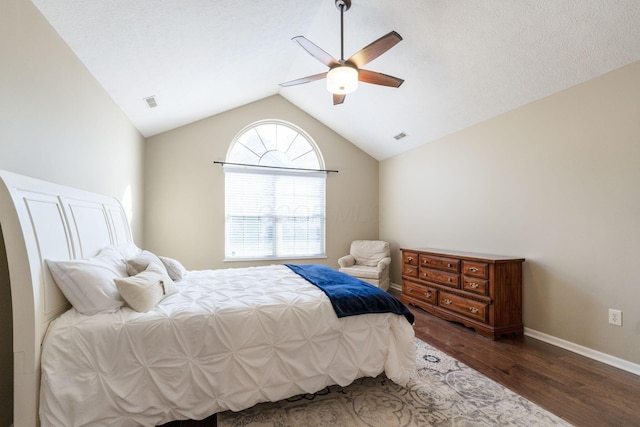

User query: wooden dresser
[400,248,524,339]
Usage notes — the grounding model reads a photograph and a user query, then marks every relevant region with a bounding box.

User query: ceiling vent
[144,96,158,108]
[393,132,407,140]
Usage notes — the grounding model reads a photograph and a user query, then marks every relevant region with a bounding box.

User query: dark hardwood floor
[163,306,640,426]
[410,306,640,426]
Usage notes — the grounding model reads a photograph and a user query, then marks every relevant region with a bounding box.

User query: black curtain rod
[213,161,338,173]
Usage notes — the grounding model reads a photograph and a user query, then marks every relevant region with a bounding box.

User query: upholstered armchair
[338,240,391,291]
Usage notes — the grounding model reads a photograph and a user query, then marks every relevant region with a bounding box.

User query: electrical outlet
[608,309,622,326]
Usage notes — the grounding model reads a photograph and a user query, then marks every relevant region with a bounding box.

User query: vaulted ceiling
[32,0,640,160]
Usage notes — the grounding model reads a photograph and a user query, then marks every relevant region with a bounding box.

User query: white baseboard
[524,327,640,376]
[393,281,640,376]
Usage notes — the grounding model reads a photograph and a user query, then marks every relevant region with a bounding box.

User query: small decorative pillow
[158,256,188,281]
[46,246,128,315]
[126,250,167,276]
[115,262,177,312]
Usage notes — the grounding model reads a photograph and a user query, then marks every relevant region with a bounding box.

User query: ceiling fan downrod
[335,0,351,63]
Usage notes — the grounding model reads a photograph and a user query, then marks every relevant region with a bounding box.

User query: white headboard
[0,169,133,427]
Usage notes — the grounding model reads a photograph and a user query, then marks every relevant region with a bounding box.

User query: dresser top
[400,247,525,263]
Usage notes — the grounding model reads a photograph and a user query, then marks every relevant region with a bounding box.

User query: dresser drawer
[462,260,489,278]
[419,255,460,273]
[463,276,489,295]
[402,263,418,278]
[403,251,418,266]
[419,267,459,288]
[439,291,488,323]
[403,280,437,305]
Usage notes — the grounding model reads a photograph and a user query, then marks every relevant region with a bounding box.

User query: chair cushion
[350,240,390,267]
[339,265,382,280]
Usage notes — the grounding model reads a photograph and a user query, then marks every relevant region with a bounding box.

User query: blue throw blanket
[285,264,414,324]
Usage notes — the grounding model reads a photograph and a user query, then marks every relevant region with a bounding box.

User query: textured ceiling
[32,0,640,160]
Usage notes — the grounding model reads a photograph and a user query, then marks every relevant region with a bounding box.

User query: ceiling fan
[279,0,404,105]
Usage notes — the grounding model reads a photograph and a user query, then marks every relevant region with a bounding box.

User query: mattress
[39,265,415,426]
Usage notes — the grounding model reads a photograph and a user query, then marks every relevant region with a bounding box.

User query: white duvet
[40,265,415,426]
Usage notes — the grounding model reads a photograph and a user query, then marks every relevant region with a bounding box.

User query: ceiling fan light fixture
[280,0,403,104]
[326,65,358,94]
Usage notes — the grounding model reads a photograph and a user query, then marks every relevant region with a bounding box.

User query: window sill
[224,255,328,263]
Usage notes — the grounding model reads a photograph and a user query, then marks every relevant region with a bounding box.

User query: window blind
[224,166,326,260]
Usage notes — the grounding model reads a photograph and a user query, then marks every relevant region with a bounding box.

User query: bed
[0,169,415,426]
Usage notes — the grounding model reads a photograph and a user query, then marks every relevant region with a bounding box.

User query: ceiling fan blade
[333,93,346,105]
[279,72,328,87]
[292,36,339,68]
[358,69,404,88]
[347,31,403,68]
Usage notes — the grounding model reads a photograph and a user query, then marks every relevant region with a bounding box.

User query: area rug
[217,338,571,426]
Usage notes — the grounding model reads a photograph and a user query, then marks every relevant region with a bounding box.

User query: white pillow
[46,246,128,315]
[115,262,177,313]
[117,242,142,259]
[126,250,166,276]
[159,256,188,281]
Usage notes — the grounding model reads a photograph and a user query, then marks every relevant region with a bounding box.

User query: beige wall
[145,95,379,270]
[0,0,146,424]
[380,62,640,365]
[0,0,145,230]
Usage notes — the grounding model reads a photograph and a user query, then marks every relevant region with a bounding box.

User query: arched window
[224,120,326,260]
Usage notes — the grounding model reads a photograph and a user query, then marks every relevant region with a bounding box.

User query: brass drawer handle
[469,267,479,273]
[425,292,432,298]
[407,256,413,262]
[406,268,413,274]
[469,282,479,289]
[422,259,429,264]
[423,273,429,278]
[443,298,452,305]
[447,277,452,282]
[469,307,479,314]
[447,263,452,267]
[408,288,413,293]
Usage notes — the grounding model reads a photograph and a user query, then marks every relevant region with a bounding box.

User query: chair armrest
[338,254,355,268]
[376,257,391,271]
